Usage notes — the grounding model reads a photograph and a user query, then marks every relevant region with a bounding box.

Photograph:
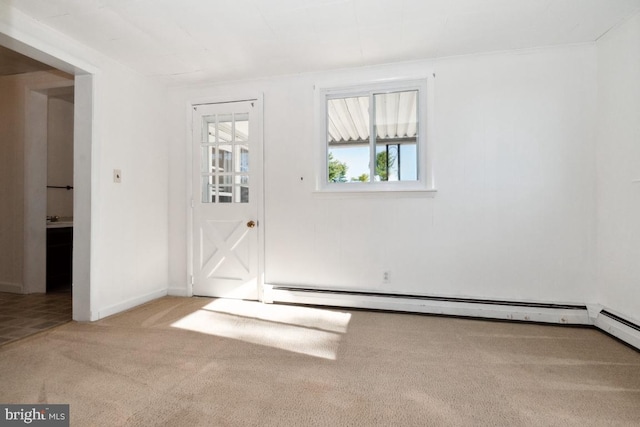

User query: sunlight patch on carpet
[170,299,351,360]
[202,299,351,333]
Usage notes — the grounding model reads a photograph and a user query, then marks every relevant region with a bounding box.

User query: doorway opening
[45,85,75,295]
[0,47,75,343]
[0,34,94,327]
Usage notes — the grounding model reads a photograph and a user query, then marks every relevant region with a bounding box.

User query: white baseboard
[0,282,22,294]
[96,288,168,320]
[167,287,190,297]
[87,284,639,351]
[594,309,640,350]
[265,285,591,325]
[586,303,604,323]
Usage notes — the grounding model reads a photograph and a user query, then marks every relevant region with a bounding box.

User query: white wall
[47,95,74,218]
[596,12,640,323]
[10,2,635,323]
[169,44,598,305]
[1,4,170,319]
[0,73,27,292]
[91,65,171,318]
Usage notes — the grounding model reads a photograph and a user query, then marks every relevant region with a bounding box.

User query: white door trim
[22,74,94,320]
[186,93,265,299]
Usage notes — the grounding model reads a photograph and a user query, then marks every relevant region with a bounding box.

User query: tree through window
[324,83,423,187]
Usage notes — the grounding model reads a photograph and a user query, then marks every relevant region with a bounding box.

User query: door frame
[0,29,96,321]
[186,93,265,301]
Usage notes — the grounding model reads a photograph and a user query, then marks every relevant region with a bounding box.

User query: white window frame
[316,77,435,193]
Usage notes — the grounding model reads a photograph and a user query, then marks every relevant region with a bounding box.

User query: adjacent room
[1,0,639,425]
[0,46,74,344]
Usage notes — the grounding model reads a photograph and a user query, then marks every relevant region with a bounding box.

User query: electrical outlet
[383,271,390,283]
[113,169,122,183]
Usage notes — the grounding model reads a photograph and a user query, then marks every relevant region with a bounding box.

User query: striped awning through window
[328,90,417,145]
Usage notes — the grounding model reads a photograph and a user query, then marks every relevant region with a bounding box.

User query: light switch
[114,169,122,183]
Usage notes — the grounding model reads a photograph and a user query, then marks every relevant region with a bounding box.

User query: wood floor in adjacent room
[0,296,638,426]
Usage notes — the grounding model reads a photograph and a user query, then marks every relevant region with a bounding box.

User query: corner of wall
[594,10,640,330]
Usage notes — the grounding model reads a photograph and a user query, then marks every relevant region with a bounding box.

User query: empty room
[1,0,639,425]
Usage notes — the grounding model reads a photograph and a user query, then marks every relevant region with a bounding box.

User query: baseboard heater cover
[595,310,640,350]
[266,286,591,325]
[600,310,640,332]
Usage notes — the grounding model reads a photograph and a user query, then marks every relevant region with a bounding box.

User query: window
[318,79,432,192]
[200,112,250,203]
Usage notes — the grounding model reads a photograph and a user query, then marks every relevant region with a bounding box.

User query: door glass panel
[218,175,233,204]
[201,146,215,173]
[201,176,215,203]
[218,145,233,173]
[202,116,216,143]
[235,113,249,142]
[218,114,233,143]
[234,146,249,173]
[200,112,250,204]
[219,175,233,185]
[235,176,249,203]
[235,185,249,203]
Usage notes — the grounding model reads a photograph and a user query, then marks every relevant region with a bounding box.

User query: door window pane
[236,146,249,173]
[201,146,215,174]
[200,112,251,203]
[203,116,216,143]
[218,145,233,173]
[218,175,233,203]
[218,114,233,143]
[201,176,215,203]
[235,185,249,203]
[235,113,249,142]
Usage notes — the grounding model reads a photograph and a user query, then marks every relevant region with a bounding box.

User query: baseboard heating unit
[263,286,592,325]
[594,310,640,350]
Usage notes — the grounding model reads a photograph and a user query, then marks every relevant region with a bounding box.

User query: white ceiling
[4,0,640,85]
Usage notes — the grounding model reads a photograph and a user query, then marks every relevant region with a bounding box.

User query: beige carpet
[1,296,639,426]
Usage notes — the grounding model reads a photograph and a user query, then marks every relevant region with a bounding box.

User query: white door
[192,99,262,299]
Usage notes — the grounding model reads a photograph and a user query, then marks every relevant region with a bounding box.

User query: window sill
[313,187,437,198]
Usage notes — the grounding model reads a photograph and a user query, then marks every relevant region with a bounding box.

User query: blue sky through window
[330,145,417,182]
